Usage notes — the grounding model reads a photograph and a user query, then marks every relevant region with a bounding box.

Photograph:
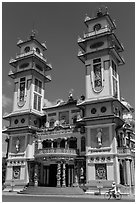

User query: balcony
[117,147,135,156]
[9,50,47,67]
[83,26,111,39]
[16,50,47,63]
[35,148,77,157]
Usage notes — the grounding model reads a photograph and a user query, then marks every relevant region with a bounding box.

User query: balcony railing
[83,26,111,39]
[15,50,47,63]
[36,148,77,157]
[117,147,134,155]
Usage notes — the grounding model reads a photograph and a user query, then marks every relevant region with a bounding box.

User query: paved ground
[2,191,135,202]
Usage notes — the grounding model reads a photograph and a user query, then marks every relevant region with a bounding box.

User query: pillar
[34,163,39,186]
[46,166,49,186]
[126,159,131,186]
[72,166,75,185]
[68,165,71,187]
[57,162,61,187]
[70,165,74,185]
[130,160,135,186]
[122,160,127,185]
[62,163,66,187]
[51,140,53,148]
[114,157,120,184]
[65,139,68,149]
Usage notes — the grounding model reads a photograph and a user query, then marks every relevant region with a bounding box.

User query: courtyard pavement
[2,190,135,201]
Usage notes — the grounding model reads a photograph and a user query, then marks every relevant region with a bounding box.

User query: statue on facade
[96,128,103,148]
[15,137,20,153]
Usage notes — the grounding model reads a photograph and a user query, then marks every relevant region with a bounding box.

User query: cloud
[2,94,12,108]
[43,98,64,107]
[6,80,12,86]
[43,99,56,107]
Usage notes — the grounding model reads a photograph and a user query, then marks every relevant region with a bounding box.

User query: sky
[2,2,135,155]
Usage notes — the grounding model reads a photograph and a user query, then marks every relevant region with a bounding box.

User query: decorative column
[74,164,79,186]
[68,165,71,187]
[65,139,68,149]
[34,163,39,186]
[57,162,61,187]
[62,163,66,187]
[38,140,42,149]
[51,140,53,148]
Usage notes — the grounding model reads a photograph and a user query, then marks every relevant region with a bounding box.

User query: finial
[84,13,91,21]
[105,7,108,14]
[30,29,36,39]
[30,22,38,40]
[97,8,103,17]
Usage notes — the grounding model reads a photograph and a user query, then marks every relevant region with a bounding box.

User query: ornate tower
[77,8,130,193]
[3,31,52,190]
[78,8,124,101]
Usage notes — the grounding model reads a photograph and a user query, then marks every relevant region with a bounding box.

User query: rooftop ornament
[78,36,84,43]
[9,58,16,63]
[96,8,103,17]
[121,97,134,113]
[78,50,84,56]
[17,39,23,45]
[42,41,47,49]
[84,14,91,22]
[68,89,74,102]
[30,29,36,40]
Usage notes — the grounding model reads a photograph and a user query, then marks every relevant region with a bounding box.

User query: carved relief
[95,164,107,180]
[13,166,20,179]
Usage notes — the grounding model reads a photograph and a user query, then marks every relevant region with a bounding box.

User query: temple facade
[3,8,135,194]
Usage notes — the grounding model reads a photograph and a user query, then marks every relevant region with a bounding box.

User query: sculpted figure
[96,128,102,147]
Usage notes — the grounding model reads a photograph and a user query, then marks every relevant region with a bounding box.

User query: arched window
[36,47,40,54]
[42,140,48,148]
[24,46,30,53]
[60,139,65,148]
[69,137,77,149]
[73,115,77,124]
[81,136,86,152]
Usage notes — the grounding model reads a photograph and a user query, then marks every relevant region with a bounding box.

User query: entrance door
[49,164,57,187]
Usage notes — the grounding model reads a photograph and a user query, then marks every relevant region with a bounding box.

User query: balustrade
[117,147,133,155]
[36,147,77,156]
[15,50,47,63]
[83,26,111,39]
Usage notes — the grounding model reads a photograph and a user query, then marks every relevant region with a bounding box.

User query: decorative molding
[17,100,26,107]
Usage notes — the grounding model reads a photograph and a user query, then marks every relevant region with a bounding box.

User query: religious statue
[15,137,20,153]
[96,128,102,147]
[45,121,49,128]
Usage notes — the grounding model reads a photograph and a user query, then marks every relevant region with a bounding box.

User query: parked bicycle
[104,190,122,200]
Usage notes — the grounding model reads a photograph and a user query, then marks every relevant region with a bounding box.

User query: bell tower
[3,31,52,190]
[9,30,52,114]
[77,8,129,193]
[78,8,124,101]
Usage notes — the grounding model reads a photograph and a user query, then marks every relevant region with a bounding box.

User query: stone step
[19,186,85,195]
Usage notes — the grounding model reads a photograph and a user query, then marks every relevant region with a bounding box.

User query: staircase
[19,186,85,195]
